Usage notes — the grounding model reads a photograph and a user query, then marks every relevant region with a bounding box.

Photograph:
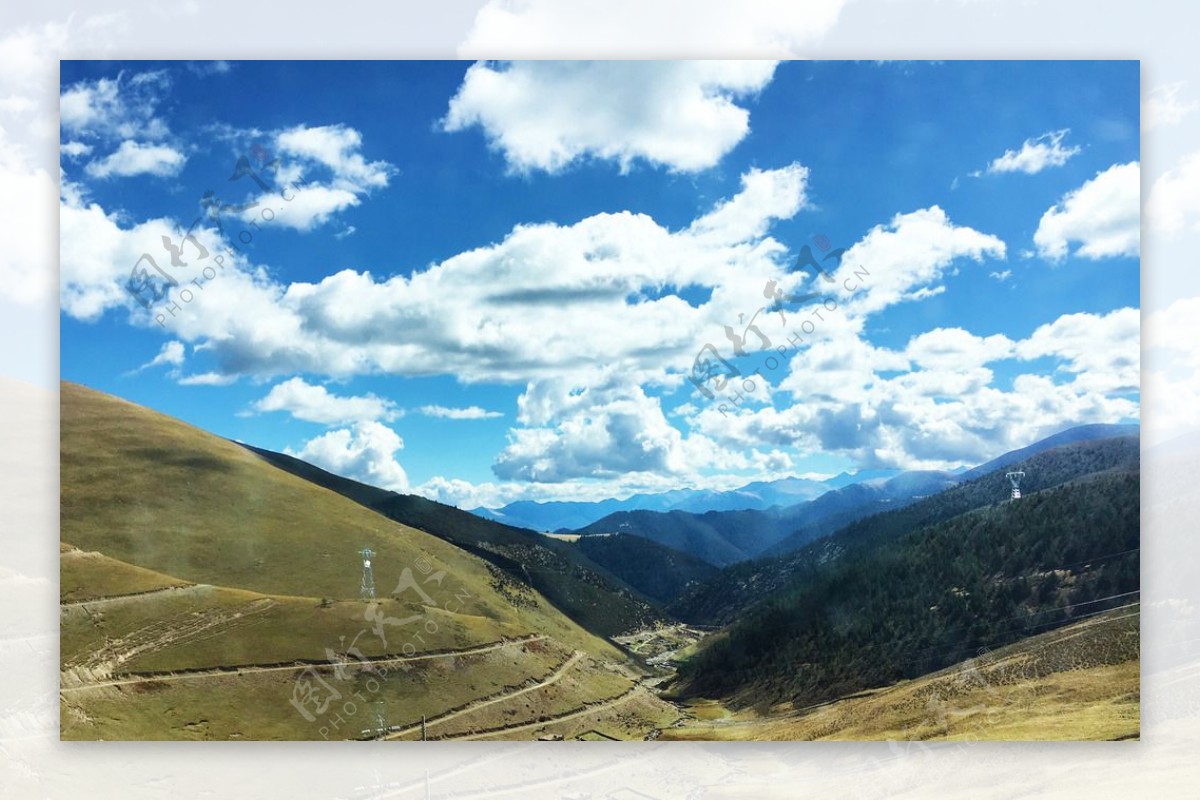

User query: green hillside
[670,436,1140,626]
[673,466,1140,711]
[572,533,719,605]
[59,382,677,740]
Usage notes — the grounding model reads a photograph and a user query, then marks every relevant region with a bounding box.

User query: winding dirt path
[61,634,548,693]
[444,686,644,741]
[60,584,209,609]
[381,650,585,740]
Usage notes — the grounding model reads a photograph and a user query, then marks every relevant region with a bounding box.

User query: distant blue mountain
[960,423,1140,480]
[472,471,892,532]
[473,423,1139,539]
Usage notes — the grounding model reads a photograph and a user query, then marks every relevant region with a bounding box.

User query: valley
[60,381,1140,741]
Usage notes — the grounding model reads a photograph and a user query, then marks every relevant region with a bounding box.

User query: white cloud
[60,70,172,143]
[457,0,847,59]
[59,163,808,387]
[265,185,360,231]
[85,140,187,179]
[254,377,401,424]
[1016,307,1140,394]
[989,269,1012,282]
[493,374,786,484]
[287,421,409,492]
[494,385,687,481]
[833,205,1007,316]
[985,129,1080,175]
[1143,82,1197,130]
[443,60,778,173]
[275,124,391,191]
[237,124,393,230]
[905,328,1014,371]
[688,164,809,242]
[137,340,185,372]
[1147,151,1200,234]
[1033,162,1140,260]
[61,141,93,158]
[419,405,503,420]
[693,305,1138,471]
[177,372,236,386]
[59,195,182,321]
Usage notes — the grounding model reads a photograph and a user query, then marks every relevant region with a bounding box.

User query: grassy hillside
[673,465,1139,711]
[572,534,719,605]
[241,444,664,637]
[60,382,677,740]
[662,607,1139,741]
[671,436,1140,626]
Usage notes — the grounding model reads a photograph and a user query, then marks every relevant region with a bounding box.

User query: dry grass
[660,609,1139,742]
[59,382,645,740]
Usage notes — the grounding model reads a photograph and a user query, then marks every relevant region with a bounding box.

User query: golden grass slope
[661,607,1139,742]
[59,382,681,740]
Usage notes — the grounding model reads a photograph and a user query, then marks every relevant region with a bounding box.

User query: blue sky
[59,60,1140,508]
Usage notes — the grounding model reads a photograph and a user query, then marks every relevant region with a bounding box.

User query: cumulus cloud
[832,205,1007,316]
[287,421,409,491]
[443,60,778,173]
[60,163,811,390]
[985,129,1080,175]
[694,306,1139,471]
[494,385,687,481]
[59,68,195,189]
[237,124,393,230]
[419,405,503,420]
[1016,307,1140,394]
[1033,162,1140,260]
[60,70,172,143]
[1147,151,1200,234]
[493,374,789,484]
[59,194,183,321]
[275,124,391,191]
[905,328,1015,371]
[253,377,401,424]
[85,140,187,179]
[265,185,361,231]
[457,0,847,59]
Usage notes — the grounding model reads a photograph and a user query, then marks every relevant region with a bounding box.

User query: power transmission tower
[371,700,387,737]
[359,547,376,600]
[1006,471,1025,500]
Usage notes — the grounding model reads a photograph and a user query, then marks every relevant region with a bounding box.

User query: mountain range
[471,424,1137,544]
[60,381,1140,741]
